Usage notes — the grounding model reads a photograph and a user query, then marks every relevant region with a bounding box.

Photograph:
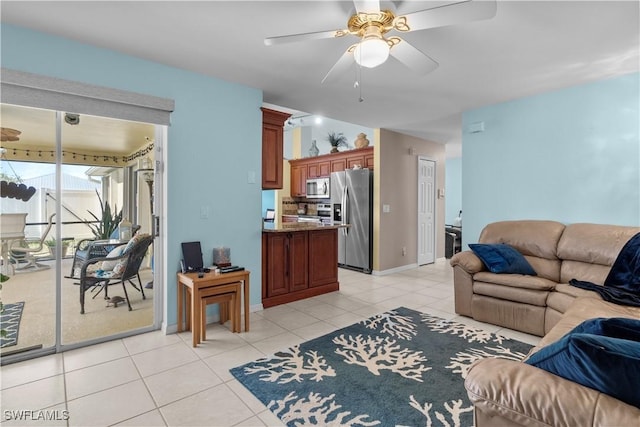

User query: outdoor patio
[1,256,154,356]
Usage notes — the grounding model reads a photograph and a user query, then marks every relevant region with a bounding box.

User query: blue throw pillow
[525,333,640,408]
[469,243,537,275]
[569,317,640,342]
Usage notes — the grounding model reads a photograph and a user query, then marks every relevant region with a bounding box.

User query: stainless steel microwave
[306,177,330,199]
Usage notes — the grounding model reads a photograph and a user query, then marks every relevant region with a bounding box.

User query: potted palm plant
[326,132,348,153]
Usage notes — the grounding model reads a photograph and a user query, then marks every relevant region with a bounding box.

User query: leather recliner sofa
[451,220,640,426]
[450,220,638,336]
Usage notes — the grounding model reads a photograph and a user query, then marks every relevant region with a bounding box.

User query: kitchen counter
[262,222,346,233]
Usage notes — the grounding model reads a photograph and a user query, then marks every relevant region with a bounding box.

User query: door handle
[152,215,160,237]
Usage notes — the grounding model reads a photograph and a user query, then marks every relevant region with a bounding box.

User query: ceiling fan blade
[321,46,357,84]
[264,29,348,46]
[396,0,497,33]
[389,38,439,75]
[353,0,380,14]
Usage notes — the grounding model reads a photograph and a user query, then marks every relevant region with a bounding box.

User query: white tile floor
[0,260,540,426]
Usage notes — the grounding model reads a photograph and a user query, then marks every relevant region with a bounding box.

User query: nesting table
[176,269,250,347]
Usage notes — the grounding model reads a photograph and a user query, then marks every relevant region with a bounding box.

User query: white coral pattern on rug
[269,391,381,426]
[244,345,336,384]
[420,314,507,344]
[333,334,431,382]
[447,345,529,379]
[406,395,473,427]
[363,310,417,340]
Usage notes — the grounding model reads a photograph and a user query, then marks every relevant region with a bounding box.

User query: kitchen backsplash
[282,197,320,216]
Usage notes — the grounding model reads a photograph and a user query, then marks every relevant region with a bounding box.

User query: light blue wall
[1,24,264,326]
[445,157,462,225]
[261,190,276,216]
[462,73,640,248]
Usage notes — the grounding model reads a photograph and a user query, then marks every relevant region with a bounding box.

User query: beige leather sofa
[450,220,638,336]
[466,297,640,426]
[451,220,640,426]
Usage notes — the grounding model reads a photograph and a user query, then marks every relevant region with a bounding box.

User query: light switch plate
[383,204,390,213]
[200,206,210,219]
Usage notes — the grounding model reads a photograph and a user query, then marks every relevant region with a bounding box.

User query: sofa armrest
[465,358,640,427]
[450,250,484,274]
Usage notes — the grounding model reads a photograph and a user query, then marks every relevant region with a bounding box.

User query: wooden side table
[177,270,250,347]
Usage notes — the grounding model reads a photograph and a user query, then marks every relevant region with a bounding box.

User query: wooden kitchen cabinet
[290,164,307,197]
[364,152,374,169]
[331,158,346,173]
[262,227,340,308]
[261,107,291,190]
[346,154,365,170]
[263,231,308,298]
[308,229,338,288]
[289,146,373,196]
[308,160,330,178]
[289,232,309,291]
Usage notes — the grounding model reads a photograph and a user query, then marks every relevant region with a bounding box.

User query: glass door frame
[1,68,173,364]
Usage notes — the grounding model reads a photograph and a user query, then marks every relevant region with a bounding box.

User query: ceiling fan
[265,0,497,83]
[1,127,21,142]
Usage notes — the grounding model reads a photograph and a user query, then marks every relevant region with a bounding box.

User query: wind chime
[1,127,37,202]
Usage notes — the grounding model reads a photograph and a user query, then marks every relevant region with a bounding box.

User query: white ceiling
[2,1,639,157]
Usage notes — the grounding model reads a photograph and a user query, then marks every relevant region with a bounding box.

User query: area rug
[0,301,25,348]
[231,307,533,426]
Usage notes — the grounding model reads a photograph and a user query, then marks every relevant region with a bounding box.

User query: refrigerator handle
[345,186,349,224]
[341,185,348,236]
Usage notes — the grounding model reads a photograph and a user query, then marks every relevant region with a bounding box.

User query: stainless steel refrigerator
[331,169,372,273]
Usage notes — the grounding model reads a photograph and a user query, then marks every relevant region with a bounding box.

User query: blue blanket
[570,232,640,307]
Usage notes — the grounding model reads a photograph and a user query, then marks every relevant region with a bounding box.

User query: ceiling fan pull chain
[359,64,364,103]
[355,61,364,103]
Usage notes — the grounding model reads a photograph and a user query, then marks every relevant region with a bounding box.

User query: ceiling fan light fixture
[354,26,389,68]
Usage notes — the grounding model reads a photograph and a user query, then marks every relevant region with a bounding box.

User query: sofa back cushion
[479,220,565,282]
[557,223,640,283]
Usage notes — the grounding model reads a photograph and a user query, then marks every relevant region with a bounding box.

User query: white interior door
[418,157,435,265]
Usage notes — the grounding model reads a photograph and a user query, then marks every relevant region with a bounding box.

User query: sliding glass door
[0,103,162,362]
[0,105,58,356]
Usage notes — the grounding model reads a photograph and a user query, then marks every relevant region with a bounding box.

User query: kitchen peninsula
[262,223,344,307]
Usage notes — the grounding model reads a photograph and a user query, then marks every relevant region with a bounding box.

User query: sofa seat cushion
[534,297,640,353]
[525,328,640,409]
[474,282,550,307]
[546,283,602,314]
[474,272,556,291]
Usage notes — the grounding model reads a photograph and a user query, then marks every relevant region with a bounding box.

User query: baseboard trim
[372,263,419,276]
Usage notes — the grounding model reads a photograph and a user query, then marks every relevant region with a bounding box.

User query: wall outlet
[402,246,407,256]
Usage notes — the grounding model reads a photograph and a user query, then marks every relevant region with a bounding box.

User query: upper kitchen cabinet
[290,163,307,197]
[289,147,374,196]
[261,107,291,189]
